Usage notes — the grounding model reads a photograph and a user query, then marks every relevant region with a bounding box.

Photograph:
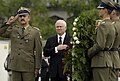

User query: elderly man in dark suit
[0,7,42,81]
[43,20,71,81]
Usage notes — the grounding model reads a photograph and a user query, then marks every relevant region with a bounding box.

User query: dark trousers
[50,73,67,81]
[41,77,49,81]
[35,74,39,81]
[35,72,49,81]
[35,76,49,81]
[35,77,49,81]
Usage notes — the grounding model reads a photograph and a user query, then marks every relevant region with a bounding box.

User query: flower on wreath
[70,9,98,81]
[73,32,77,37]
[72,16,81,45]
[75,40,80,44]
[73,36,78,41]
[72,27,77,31]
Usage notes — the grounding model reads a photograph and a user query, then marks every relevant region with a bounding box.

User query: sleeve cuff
[55,47,58,53]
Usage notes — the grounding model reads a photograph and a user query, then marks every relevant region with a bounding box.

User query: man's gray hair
[55,20,67,28]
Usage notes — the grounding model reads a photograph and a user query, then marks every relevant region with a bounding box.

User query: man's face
[98,8,106,17]
[110,10,117,19]
[18,14,30,25]
[55,21,66,36]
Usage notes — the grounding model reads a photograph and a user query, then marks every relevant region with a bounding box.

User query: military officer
[110,1,120,81]
[88,1,116,81]
[0,7,42,81]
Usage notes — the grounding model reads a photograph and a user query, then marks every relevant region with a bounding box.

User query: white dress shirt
[55,33,66,53]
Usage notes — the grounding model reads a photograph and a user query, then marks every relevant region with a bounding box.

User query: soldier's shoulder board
[112,21,115,24]
[33,27,40,31]
[101,21,106,24]
[33,27,42,39]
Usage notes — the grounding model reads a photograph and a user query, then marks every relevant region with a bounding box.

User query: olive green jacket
[0,24,42,72]
[88,19,115,67]
[110,19,120,69]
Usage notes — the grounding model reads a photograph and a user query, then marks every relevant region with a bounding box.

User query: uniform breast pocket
[11,34,20,42]
[23,37,34,50]
[24,36,33,44]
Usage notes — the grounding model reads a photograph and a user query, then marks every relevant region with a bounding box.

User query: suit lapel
[63,34,69,44]
[55,35,59,45]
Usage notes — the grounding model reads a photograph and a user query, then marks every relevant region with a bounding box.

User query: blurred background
[0,0,101,40]
[0,0,119,40]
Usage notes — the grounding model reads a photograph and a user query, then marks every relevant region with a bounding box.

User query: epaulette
[112,21,115,24]
[33,27,40,31]
[33,27,42,39]
[101,21,106,24]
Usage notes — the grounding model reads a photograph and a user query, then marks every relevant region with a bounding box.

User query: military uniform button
[17,36,20,38]
[18,53,20,55]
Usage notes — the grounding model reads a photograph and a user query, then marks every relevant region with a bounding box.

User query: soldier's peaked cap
[17,7,30,15]
[97,1,115,11]
[113,2,120,11]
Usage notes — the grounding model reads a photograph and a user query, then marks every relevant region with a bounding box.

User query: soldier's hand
[95,20,102,27]
[57,44,68,50]
[6,15,18,25]
[35,68,39,77]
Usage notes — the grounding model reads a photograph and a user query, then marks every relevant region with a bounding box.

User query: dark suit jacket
[43,34,71,78]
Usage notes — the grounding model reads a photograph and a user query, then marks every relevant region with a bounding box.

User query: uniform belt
[109,48,118,51]
[102,48,109,51]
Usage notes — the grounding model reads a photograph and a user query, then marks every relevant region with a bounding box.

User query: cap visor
[18,13,29,15]
[97,5,104,9]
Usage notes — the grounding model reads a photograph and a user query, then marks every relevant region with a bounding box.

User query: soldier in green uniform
[110,1,120,81]
[88,1,116,81]
[0,7,42,81]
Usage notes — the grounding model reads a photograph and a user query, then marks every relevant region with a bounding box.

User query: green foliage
[60,0,100,17]
[64,9,99,81]
[0,0,99,40]
[61,0,89,16]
